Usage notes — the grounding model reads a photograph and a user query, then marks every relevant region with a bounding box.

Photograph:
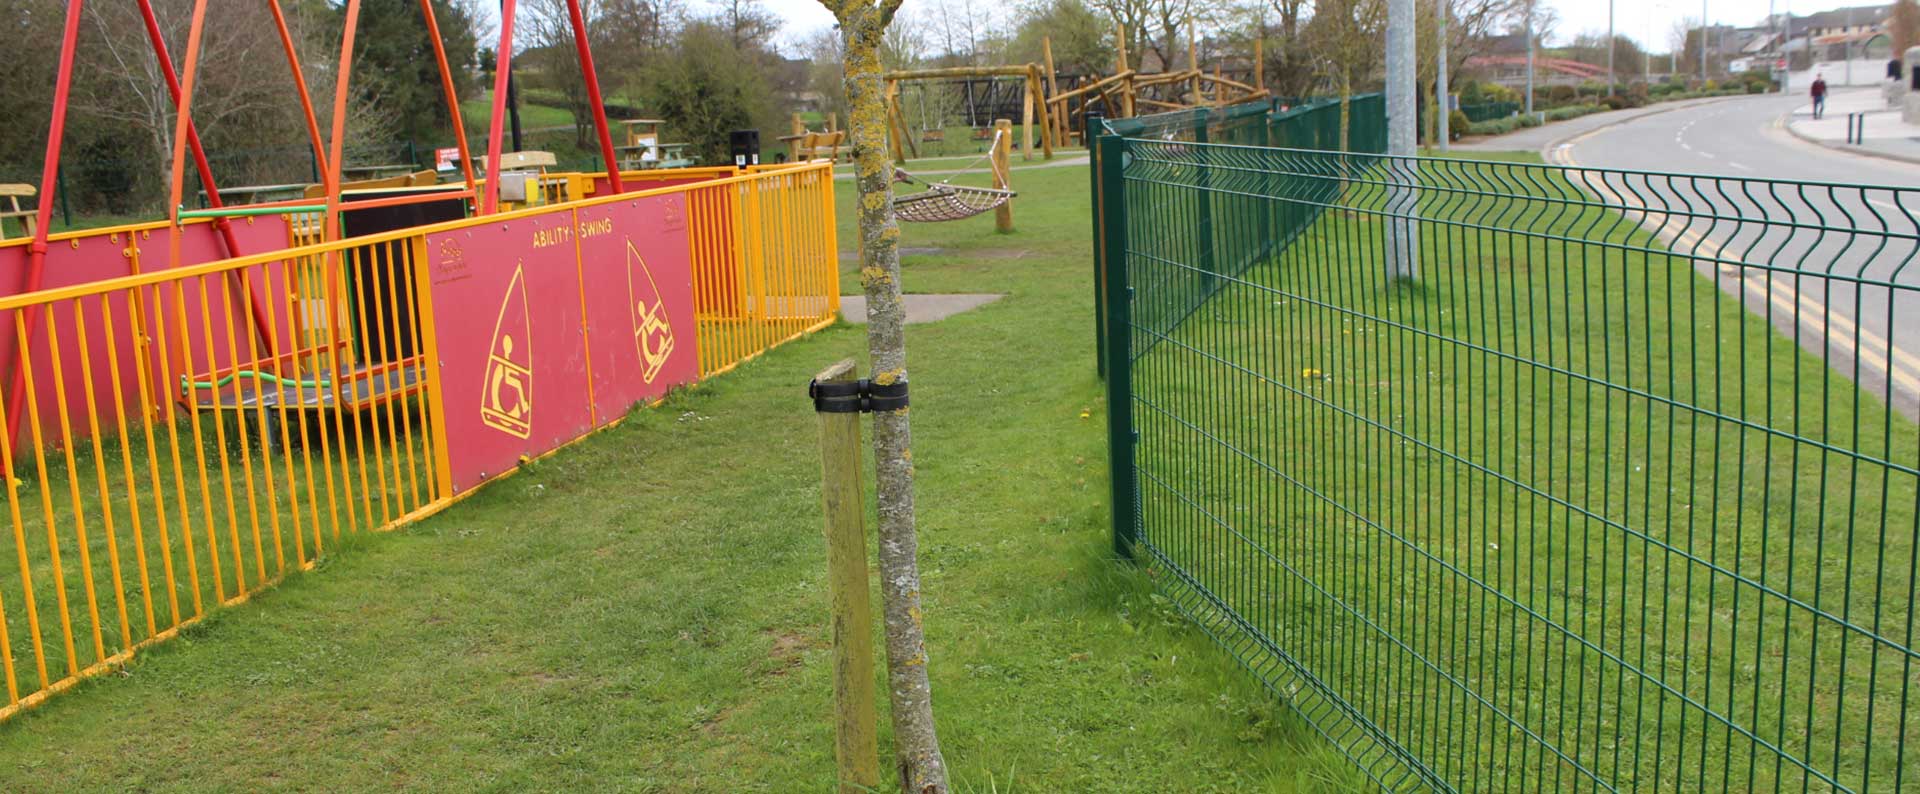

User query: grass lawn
[0,163,1362,790]
[462,91,578,133]
[1124,145,1919,790]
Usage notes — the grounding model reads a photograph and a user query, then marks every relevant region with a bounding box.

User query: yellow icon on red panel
[481,264,533,439]
[627,240,674,384]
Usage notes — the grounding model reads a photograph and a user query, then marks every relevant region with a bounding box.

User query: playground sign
[424,197,698,491]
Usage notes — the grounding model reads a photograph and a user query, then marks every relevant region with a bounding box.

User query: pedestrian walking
[1812,74,1829,119]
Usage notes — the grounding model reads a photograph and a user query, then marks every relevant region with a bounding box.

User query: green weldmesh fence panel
[1100,126,1920,791]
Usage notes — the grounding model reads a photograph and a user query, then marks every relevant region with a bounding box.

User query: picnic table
[197,182,310,207]
[0,184,35,240]
[339,164,417,180]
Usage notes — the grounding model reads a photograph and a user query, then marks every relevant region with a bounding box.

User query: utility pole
[1701,0,1709,81]
[1438,0,1451,152]
[1846,5,1855,84]
[1608,0,1616,95]
[1386,0,1419,278]
[1525,0,1535,115]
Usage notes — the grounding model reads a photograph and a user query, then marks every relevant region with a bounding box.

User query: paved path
[1547,92,1920,414]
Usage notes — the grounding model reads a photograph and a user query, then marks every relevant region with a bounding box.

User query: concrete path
[837,293,1003,324]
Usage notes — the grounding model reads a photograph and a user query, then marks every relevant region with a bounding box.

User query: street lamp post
[1608,0,1616,95]
[1525,0,1535,115]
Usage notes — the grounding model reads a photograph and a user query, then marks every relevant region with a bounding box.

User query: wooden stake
[993,119,1013,233]
[1115,22,1128,73]
[1188,22,1199,104]
[814,359,883,794]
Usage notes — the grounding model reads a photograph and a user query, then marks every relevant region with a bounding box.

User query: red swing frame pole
[481,0,519,215]
[5,0,87,449]
[562,0,623,194]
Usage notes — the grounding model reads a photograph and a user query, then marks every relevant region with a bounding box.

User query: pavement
[837,293,1003,324]
[1781,87,1920,165]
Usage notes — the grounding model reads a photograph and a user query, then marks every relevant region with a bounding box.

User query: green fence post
[1098,132,1136,559]
[1194,113,1216,298]
[1088,110,1107,379]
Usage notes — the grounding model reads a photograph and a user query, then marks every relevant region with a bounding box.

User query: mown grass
[1125,146,1919,790]
[0,162,1363,790]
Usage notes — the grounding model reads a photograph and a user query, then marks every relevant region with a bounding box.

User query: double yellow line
[1549,135,1920,398]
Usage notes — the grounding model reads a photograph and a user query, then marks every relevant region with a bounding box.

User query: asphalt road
[1549,93,1920,415]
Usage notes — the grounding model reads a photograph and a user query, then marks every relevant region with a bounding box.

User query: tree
[637,20,778,162]
[816,0,952,789]
[1893,0,1919,58]
[350,0,480,141]
[1007,0,1115,76]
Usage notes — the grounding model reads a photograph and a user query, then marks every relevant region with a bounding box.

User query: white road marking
[1550,139,1920,397]
[1681,142,1693,151]
[1699,152,1716,159]
[1729,162,1753,171]
[1869,198,1903,211]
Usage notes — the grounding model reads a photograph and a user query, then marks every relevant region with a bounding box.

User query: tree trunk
[831,2,952,792]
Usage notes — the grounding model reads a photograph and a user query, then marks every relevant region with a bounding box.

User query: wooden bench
[0,184,36,241]
[970,127,994,141]
[797,131,846,162]
[920,129,946,143]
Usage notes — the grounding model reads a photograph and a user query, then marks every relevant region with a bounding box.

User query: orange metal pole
[321,0,365,245]
[418,0,478,197]
[482,0,520,215]
[265,0,332,179]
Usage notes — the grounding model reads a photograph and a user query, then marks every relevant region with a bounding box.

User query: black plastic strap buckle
[808,378,909,413]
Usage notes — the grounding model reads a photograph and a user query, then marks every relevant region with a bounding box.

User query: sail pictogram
[626,240,675,384]
[481,264,534,438]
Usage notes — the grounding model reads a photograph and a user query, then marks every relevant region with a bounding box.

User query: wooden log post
[1041,37,1061,145]
[1254,36,1265,93]
[993,118,1013,233]
[1028,65,1055,158]
[1020,75,1035,161]
[812,359,883,794]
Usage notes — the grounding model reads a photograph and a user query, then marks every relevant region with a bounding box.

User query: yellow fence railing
[0,163,837,720]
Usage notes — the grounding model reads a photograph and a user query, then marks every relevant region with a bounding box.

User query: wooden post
[813,359,882,794]
[1042,37,1061,144]
[1187,25,1199,105]
[993,119,1013,233]
[1115,22,1128,73]
[1020,76,1035,161]
[1029,65,1055,158]
[886,80,906,162]
[1253,36,1264,93]
[827,112,838,132]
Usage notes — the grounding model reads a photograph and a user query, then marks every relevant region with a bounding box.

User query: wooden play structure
[881,25,1275,160]
[1045,24,1271,148]
[884,66,1054,163]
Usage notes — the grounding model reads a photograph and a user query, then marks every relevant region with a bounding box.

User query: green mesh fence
[1094,137,1920,791]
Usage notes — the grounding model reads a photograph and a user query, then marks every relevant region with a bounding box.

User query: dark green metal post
[1098,133,1136,559]
[56,168,71,228]
[1088,110,1107,379]
[1194,114,1216,297]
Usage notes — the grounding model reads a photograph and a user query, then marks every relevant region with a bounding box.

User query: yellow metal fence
[0,163,837,720]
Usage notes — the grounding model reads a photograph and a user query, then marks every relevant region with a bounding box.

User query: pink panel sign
[573,194,699,424]
[425,213,594,491]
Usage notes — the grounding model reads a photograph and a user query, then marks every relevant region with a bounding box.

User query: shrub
[1448,110,1470,140]
[1518,113,1544,128]
[1602,94,1629,110]
[1547,85,1577,105]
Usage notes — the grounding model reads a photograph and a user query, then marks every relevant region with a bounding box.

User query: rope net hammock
[891,129,1015,223]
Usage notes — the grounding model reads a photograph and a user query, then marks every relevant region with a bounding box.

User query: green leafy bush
[1448,110,1470,140]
